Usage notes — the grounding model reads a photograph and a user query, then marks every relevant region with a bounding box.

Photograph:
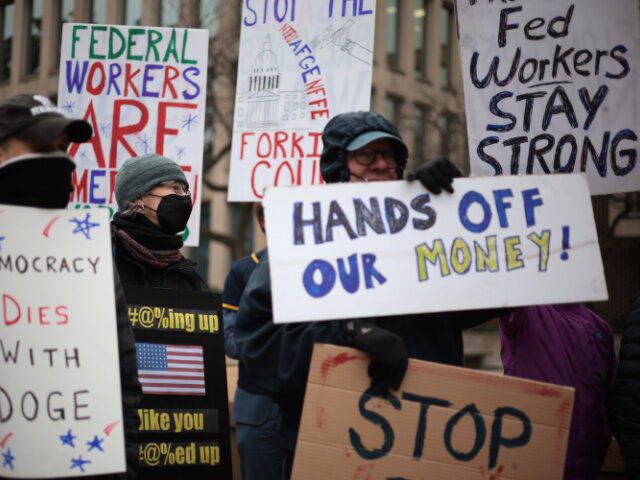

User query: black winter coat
[235,252,500,453]
[113,269,143,480]
[614,292,640,480]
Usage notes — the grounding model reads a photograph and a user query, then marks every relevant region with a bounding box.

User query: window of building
[438,114,450,157]
[414,0,427,79]
[199,0,219,37]
[440,4,453,88]
[54,0,74,72]
[384,95,402,127]
[0,2,14,82]
[91,0,107,24]
[413,105,429,168]
[26,0,42,76]
[160,0,179,28]
[124,0,141,26]
[386,0,400,70]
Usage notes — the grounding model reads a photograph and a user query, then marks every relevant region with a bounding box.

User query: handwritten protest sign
[263,174,607,323]
[0,206,124,477]
[57,24,209,245]
[228,0,376,201]
[456,0,640,195]
[293,344,574,479]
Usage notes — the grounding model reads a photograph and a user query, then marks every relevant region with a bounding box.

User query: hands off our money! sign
[457,0,640,195]
[263,175,607,323]
[0,206,125,477]
[57,24,209,245]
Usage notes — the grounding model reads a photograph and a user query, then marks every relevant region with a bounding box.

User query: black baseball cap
[0,94,92,144]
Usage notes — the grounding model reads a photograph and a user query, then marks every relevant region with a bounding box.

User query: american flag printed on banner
[136,343,206,396]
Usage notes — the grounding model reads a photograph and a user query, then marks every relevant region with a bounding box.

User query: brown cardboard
[292,344,575,480]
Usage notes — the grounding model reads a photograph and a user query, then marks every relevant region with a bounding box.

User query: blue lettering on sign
[301,254,386,298]
[328,0,373,17]
[89,170,106,204]
[459,191,492,233]
[302,259,335,298]
[243,0,296,26]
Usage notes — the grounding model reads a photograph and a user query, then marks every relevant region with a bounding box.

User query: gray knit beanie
[115,153,189,211]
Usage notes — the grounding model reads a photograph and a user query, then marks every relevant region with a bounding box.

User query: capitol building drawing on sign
[235,35,310,129]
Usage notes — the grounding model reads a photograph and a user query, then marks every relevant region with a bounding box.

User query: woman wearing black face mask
[111,153,201,290]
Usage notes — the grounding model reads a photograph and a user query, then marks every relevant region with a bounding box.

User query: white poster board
[57,24,209,246]
[263,175,608,323]
[457,0,640,195]
[0,206,125,477]
[228,1,376,201]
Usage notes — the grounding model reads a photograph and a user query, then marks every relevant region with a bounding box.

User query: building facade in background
[0,0,637,327]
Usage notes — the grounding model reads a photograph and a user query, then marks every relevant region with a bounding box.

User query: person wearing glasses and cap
[112,153,201,291]
[234,111,502,480]
[0,93,142,479]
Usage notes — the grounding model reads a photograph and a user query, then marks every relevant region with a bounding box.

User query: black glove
[406,156,463,194]
[341,319,408,396]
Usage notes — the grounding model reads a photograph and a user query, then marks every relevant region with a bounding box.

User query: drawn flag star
[69,213,100,240]
[87,435,104,452]
[136,132,154,154]
[62,100,75,113]
[99,122,111,136]
[60,429,76,447]
[175,145,186,160]
[181,112,198,131]
[2,449,15,471]
[0,236,5,253]
[70,456,91,472]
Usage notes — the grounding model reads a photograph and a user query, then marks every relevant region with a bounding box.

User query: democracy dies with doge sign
[0,206,125,478]
[457,0,640,195]
[264,174,607,324]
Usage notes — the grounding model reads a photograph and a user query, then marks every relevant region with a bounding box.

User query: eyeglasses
[169,184,190,195]
[351,149,398,168]
[153,182,190,196]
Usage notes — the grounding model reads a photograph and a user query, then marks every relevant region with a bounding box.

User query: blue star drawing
[69,213,100,240]
[0,236,5,253]
[2,449,15,471]
[70,456,91,473]
[87,435,104,452]
[175,145,186,160]
[60,429,76,447]
[136,132,154,154]
[61,100,75,114]
[99,122,111,136]
[181,112,198,131]
[79,150,89,162]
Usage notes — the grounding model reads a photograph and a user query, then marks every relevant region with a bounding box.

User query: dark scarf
[112,212,183,268]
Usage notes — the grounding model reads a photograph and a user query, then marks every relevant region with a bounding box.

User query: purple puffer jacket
[500,304,617,480]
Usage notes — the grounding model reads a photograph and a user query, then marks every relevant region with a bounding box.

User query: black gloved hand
[406,156,463,194]
[341,319,408,396]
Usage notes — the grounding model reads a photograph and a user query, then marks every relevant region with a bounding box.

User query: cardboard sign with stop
[293,344,574,479]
